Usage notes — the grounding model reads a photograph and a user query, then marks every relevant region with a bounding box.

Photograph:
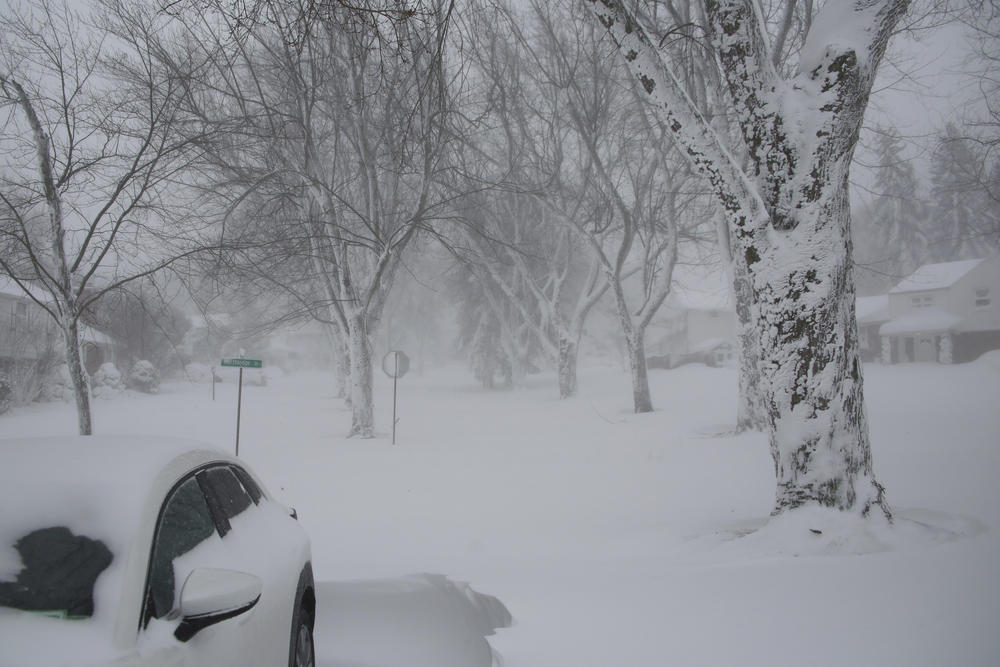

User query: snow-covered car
[0,436,314,667]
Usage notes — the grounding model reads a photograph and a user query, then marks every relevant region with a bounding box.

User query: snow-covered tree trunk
[733,265,767,432]
[557,333,580,399]
[626,331,653,414]
[334,333,351,400]
[346,312,375,438]
[587,0,906,517]
[62,317,92,436]
[753,178,886,513]
[608,278,654,413]
[321,322,351,400]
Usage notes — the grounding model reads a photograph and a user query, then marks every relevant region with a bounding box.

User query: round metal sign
[382,350,410,379]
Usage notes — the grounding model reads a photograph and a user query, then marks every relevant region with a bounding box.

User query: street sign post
[221,357,263,455]
[381,350,409,445]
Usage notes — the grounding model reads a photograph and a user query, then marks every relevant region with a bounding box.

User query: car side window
[146,476,217,621]
[231,466,263,505]
[199,467,254,537]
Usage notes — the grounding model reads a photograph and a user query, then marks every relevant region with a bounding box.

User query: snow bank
[2,360,998,666]
[315,574,510,667]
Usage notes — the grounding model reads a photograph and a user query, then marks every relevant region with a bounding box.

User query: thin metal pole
[235,366,244,456]
[392,353,398,445]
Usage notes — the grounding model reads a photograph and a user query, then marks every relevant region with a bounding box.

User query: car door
[138,465,291,666]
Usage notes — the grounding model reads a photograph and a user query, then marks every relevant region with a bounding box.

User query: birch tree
[585,0,907,517]
[0,0,206,435]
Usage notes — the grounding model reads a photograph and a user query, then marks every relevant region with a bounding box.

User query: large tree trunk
[346,313,374,438]
[749,178,887,516]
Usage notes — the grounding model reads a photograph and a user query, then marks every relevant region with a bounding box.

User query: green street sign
[221,358,262,369]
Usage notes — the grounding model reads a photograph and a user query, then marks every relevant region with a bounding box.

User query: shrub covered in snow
[91,363,125,399]
[0,373,12,415]
[40,364,76,402]
[128,360,160,394]
[242,368,267,386]
[184,362,221,384]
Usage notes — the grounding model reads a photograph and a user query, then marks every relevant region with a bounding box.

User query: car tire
[291,606,314,667]
[289,564,315,667]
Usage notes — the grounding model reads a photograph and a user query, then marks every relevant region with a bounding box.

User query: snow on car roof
[890,259,984,293]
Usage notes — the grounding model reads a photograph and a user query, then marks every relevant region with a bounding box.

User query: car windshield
[0,526,113,619]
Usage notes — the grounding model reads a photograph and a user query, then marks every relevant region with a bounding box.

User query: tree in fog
[152,0,456,438]
[853,126,928,290]
[0,0,208,435]
[447,1,612,397]
[927,124,999,259]
[585,0,911,517]
[529,0,713,413]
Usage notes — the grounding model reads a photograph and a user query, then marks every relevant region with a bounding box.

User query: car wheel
[291,607,314,667]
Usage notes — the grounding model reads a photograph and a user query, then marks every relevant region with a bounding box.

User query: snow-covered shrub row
[128,360,160,394]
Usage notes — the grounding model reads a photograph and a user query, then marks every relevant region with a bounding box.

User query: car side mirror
[173,568,262,642]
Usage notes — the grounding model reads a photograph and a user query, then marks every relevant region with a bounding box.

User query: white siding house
[0,277,57,369]
[877,257,1000,364]
[647,277,736,369]
[1,276,120,375]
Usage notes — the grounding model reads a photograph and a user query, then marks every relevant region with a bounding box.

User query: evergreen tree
[867,127,928,273]
[928,124,999,260]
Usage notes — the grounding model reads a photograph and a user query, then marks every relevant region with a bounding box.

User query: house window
[974,288,991,308]
[911,295,934,309]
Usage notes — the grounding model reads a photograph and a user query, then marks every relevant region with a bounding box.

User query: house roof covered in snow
[856,295,890,324]
[0,275,50,302]
[890,259,984,294]
[879,309,962,336]
[668,265,734,311]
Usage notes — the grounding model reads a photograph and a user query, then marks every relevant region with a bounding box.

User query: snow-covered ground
[3,358,999,666]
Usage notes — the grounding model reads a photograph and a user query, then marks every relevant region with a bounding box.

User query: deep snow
[2,357,998,666]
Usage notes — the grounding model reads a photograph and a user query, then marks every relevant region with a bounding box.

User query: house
[1,275,120,375]
[647,276,736,369]
[876,257,1000,364]
[0,277,57,372]
[856,294,890,362]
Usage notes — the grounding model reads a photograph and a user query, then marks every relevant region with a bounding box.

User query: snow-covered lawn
[3,358,999,666]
